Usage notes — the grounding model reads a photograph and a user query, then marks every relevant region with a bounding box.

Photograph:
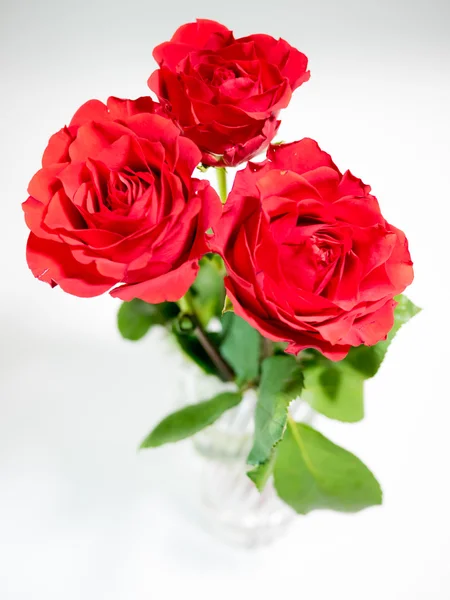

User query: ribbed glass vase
[181,363,314,548]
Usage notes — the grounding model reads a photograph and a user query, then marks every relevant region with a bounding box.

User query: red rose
[148,19,310,167]
[23,96,221,302]
[213,139,414,359]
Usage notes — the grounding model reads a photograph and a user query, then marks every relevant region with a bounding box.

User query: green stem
[177,295,190,314]
[178,291,235,382]
[216,167,228,203]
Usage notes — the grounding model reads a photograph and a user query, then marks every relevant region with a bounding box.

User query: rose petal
[111,260,199,303]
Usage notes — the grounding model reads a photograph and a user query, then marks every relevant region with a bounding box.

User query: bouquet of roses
[23,19,418,515]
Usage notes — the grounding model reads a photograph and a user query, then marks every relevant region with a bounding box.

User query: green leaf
[302,363,365,423]
[274,421,382,514]
[247,356,304,466]
[318,365,342,399]
[190,257,225,327]
[247,451,277,492]
[273,341,289,355]
[220,313,260,385]
[140,392,242,448]
[118,299,179,341]
[346,294,421,378]
[173,329,224,379]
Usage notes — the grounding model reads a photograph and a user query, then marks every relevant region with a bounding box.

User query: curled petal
[26,233,116,297]
[111,261,199,303]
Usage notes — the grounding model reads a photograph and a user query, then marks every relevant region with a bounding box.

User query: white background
[1,0,450,598]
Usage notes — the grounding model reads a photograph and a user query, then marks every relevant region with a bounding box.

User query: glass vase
[181,362,315,548]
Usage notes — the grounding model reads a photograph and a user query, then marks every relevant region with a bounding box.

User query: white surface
[1,0,450,598]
